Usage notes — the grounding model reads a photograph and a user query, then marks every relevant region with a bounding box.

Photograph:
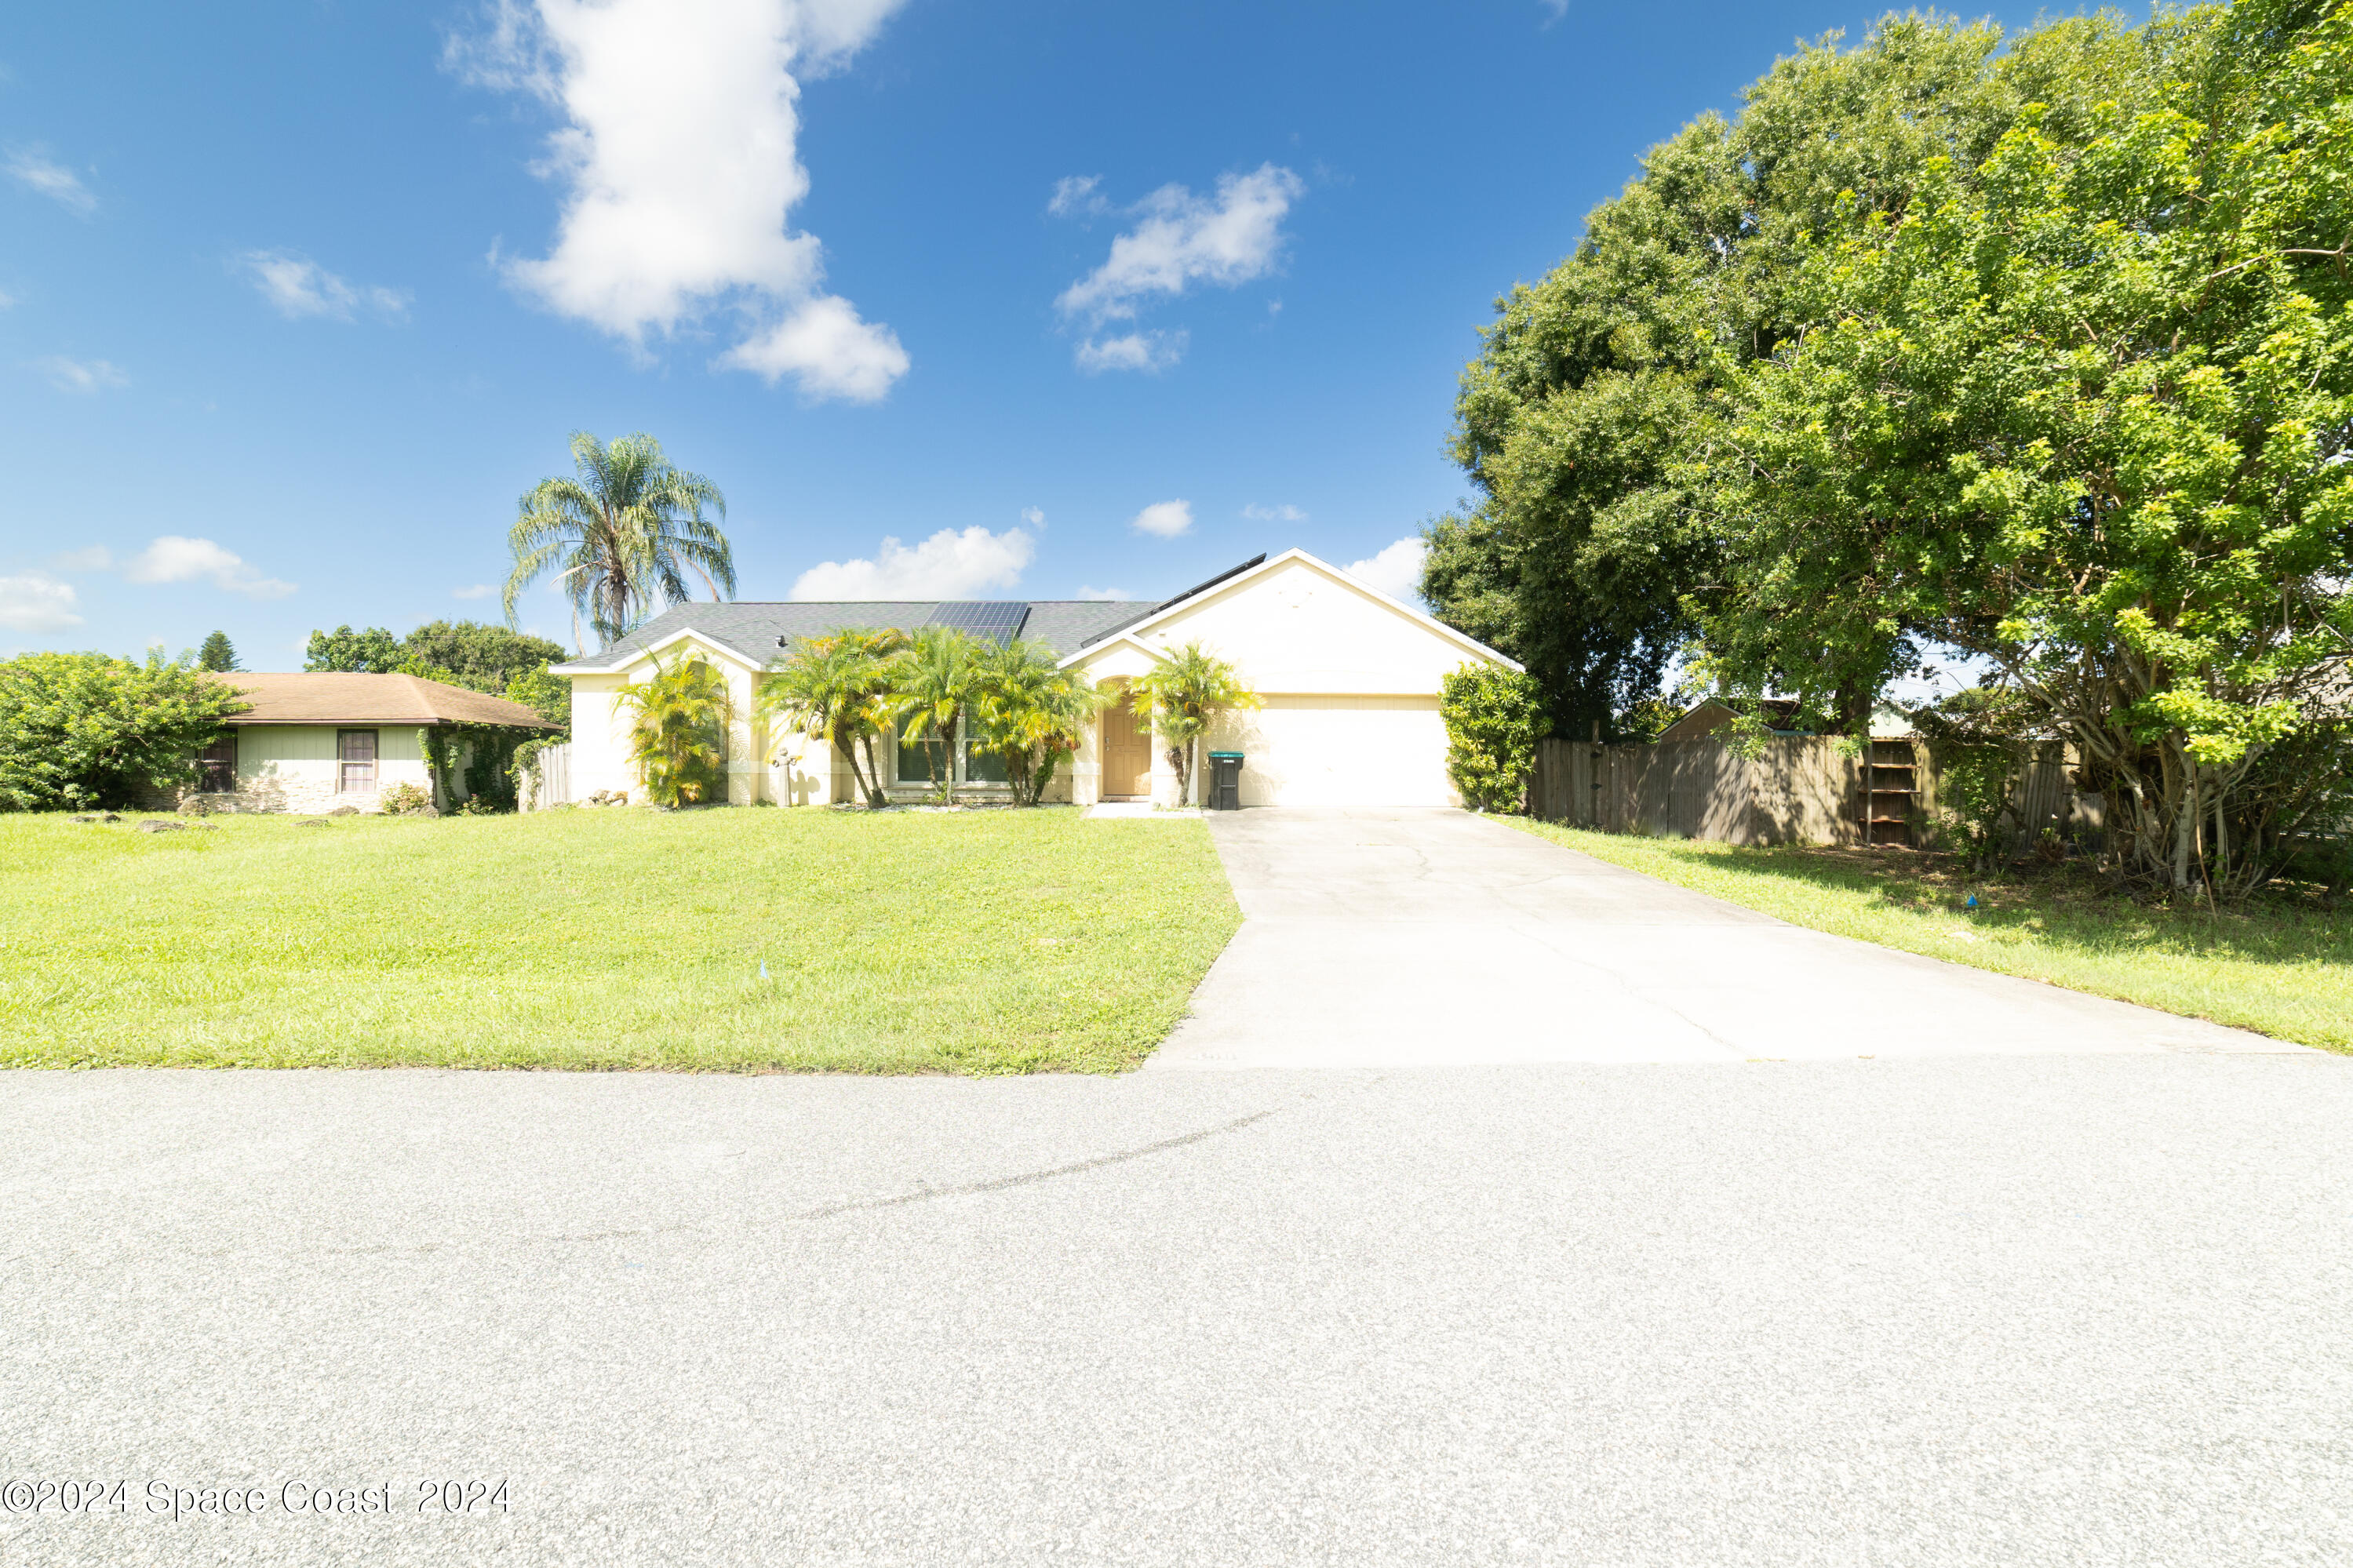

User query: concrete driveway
[1153,808,2294,1069]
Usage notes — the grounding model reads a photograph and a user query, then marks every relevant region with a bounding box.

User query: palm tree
[970,638,1111,806]
[504,431,735,650]
[891,625,981,802]
[1128,642,1260,806]
[757,629,906,808]
[610,653,734,807]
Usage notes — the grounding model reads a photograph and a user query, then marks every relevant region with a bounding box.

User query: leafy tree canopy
[1694,0,2353,892]
[1426,9,2184,738]
[304,624,404,674]
[402,620,568,696]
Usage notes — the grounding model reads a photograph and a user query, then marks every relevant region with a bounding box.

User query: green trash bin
[1207,751,1244,811]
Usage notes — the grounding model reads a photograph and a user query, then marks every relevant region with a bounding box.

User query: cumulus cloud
[1056,164,1304,325]
[453,584,495,600]
[719,293,908,402]
[123,537,297,599]
[790,526,1033,599]
[38,357,127,395]
[1241,502,1306,522]
[1075,329,1186,375]
[5,148,96,216]
[1343,537,1428,603]
[242,251,410,321]
[450,0,909,403]
[1021,507,1046,529]
[0,573,82,634]
[1076,585,1135,602]
[1131,500,1193,539]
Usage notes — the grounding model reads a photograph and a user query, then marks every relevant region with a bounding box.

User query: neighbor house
[549,548,1521,808]
[166,672,555,814]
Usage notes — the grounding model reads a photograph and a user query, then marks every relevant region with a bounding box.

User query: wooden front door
[1102,689,1153,798]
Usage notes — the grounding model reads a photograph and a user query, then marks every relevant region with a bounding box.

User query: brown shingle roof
[210,673,556,728]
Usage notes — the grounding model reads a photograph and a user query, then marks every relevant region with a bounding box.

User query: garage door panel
[1225,695,1456,807]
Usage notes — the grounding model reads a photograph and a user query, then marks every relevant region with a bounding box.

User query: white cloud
[450,0,909,404]
[1075,329,1186,375]
[123,537,297,600]
[1047,174,1107,219]
[1057,164,1304,324]
[790,526,1033,599]
[48,546,113,572]
[0,288,15,310]
[1076,585,1135,602]
[1131,500,1193,539]
[1343,537,1428,603]
[5,148,96,216]
[1021,507,1046,529]
[719,293,907,402]
[242,251,410,321]
[1539,0,1569,21]
[453,584,495,600]
[38,357,127,395]
[0,573,82,633]
[1241,503,1306,522]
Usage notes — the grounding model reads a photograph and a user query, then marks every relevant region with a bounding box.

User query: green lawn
[0,807,1240,1073]
[1507,819,2353,1053]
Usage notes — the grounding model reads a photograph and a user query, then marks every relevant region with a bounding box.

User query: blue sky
[4,0,2098,664]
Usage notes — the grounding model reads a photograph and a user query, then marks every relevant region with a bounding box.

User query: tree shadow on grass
[1658,839,2353,971]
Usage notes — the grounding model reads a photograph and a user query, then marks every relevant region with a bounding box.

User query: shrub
[378,781,435,817]
[1439,664,1545,813]
[0,653,249,812]
[614,653,732,807]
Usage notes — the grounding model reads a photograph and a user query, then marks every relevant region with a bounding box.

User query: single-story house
[549,548,1521,809]
[164,672,555,814]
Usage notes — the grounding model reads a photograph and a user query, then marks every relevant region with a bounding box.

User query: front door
[1102,689,1153,798]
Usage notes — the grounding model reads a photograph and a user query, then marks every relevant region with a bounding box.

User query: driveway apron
[1150,807,2295,1069]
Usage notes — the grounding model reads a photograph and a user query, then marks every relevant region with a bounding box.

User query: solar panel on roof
[924,601,1031,646]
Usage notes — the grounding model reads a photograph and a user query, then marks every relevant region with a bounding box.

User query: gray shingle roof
[550,598,1159,671]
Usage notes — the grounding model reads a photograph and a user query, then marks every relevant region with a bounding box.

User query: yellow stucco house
[546,549,1520,809]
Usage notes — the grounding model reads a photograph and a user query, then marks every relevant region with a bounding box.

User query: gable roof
[1058,548,1523,672]
[548,597,1152,675]
[210,673,557,728]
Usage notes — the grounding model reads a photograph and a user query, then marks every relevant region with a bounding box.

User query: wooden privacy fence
[1530,733,2100,851]
[523,742,572,812]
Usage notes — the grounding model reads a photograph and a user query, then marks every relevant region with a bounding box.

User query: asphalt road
[5,1055,2350,1566]
[1155,809,2286,1067]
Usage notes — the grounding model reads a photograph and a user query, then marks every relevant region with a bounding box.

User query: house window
[960,711,1007,784]
[897,722,952,788]
[337,729,378,795]
[197,733,238,793]
[890,711,1007,787]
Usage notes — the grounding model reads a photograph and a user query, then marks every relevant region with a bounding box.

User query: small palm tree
[1128,642,1260,806]
[970,638,1111,806]
[611,653,733,807]
[891,626,982,803]
[758,629,905,808]
[504,431,734,650]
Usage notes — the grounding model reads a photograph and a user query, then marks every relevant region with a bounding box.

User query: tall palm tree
[757,629,906,808]
[970,638,1111,806]
[1128,642,1260,806]
[504,431,735,650]
[892,625,981,802]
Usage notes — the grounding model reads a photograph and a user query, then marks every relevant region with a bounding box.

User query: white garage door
[1234,695,1456,807]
